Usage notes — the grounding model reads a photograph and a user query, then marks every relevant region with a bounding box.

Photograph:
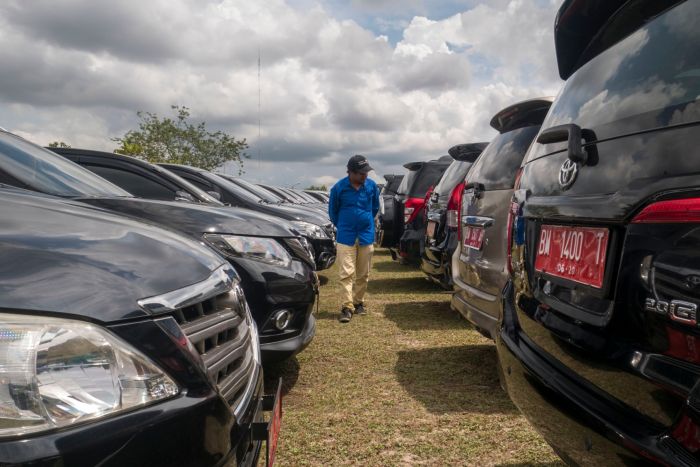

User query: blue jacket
[329,177,380,246]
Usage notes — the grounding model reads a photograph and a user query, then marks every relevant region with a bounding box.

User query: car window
[434,161,472,197]
[409,163,449,198]
[202,172,262,204]
[397,170,417,195]
[531,0,700,162]
[468,126,539,190]
[153,165,223,205]
[86,165,177,201]
[0,132,131,198]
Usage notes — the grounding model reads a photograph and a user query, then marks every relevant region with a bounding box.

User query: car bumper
[0,368,269,467]
[498,281,685,466]
[261,312,316,362]
[398,227,423,264]
[230,257,317,363]
[421,228,458,280]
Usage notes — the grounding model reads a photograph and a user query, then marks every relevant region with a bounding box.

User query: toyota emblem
[559,159,578,190]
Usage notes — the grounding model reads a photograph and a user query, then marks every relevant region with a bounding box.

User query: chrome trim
[138,264,237,314]
[461,215,494,227]
[452,275,498,302]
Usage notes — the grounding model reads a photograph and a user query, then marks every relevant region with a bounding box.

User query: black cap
[347,154,373,174]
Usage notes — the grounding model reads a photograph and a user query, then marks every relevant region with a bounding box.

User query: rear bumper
[398,227,423,264]
[421,228,458,280]
[498,281,688,466]
[451,274,500,338]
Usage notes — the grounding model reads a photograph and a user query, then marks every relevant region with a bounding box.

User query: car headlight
[0,313,179,437]
[291,221,329,239]
[204,234,292,268]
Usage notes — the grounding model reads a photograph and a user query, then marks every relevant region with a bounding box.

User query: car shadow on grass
[372,259,413,273]
[395,344,517,414]
[495,463,565,467]
[263,356,300,396]
[368,276,441,295]
[384,301,468,330]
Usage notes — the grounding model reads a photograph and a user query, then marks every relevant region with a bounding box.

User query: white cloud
[0,0,561,186]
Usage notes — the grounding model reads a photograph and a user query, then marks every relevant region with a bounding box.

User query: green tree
[305,184,327,191]
[113,105,248,172]
[47,141,71,148]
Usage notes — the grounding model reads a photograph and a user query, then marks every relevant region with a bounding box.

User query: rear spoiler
[448,142,489,162]
[403,161,423,171]
[555,0,682,79]
[490,97,554,134]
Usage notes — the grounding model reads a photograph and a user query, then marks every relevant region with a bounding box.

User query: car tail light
[632,197,700,223]
[422,186,434,221]
[506,168,524,275]
[447,181,465,232]
[404,197,425,224]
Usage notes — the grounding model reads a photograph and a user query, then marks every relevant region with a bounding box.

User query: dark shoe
[354,303,367,316]
[339,307,353,323]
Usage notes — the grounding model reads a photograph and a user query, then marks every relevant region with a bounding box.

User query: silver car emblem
[559,159,578,189]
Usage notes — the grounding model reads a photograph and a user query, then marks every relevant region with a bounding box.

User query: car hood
[0,189,226,323]
[259,203,329,224]
[77,197,298,238]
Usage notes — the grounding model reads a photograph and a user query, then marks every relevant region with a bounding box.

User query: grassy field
[263,248,564,466]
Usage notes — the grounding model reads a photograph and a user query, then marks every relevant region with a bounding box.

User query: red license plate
[426,221,436,238]
[463,226,485,250]
[267,385,283,466]
[534,225,609,288]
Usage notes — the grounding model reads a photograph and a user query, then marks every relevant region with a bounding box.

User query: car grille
[171,284,257,409]
[323,223,336,240]
[284,237,315,267]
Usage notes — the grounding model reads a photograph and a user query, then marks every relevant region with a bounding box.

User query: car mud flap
[252,378,283,466]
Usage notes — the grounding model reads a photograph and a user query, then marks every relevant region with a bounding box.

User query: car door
[455,125,541,327]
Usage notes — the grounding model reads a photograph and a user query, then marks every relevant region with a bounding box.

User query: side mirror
[174,190,195,202]
[207,191,222,201]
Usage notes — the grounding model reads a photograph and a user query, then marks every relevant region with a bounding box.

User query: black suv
[5,135,317,363]
[0,187,278,466]
[161,164,337,271]
[394,156,452,264]
[421,142,486,288]
[501,1,700,464]
[377,174,403,247]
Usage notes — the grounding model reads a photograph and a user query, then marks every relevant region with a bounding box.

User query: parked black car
[421,142,487,288]
[161,164,336,271]
[394,155,452,264]
[0,186,278,466]
[305,190,329,202]
[8,136,318,363]
[502,1,700,465]
[377,174,403,247]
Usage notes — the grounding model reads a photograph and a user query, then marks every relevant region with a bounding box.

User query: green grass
[263,248,564,466]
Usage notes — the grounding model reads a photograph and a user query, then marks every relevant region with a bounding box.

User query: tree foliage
[306,184,327,191]
[113,105,248,172]
[47,141,71,148]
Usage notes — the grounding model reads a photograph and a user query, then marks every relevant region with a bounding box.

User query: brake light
[447,181,464,233]
[422,186,434,221]
[632,198,700,223]
[404,197,425,224]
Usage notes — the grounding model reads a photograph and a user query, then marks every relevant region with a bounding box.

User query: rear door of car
[514,0,700,435]
[456,125,540,318]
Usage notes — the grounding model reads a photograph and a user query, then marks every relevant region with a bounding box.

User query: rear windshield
[467,126,540,191]
[409,163,450,198]
[382,176,403,195]
[433,160,472,197]
[396,170,416,195]
[530,0,700,161]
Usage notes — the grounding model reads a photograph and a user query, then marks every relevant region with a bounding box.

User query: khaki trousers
[337,241,374,310]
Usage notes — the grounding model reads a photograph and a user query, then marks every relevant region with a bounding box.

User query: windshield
[154,165,224,205]
[433,161,472,197]
[201,172,263,204]
[0,132,131,198]
[409,163,449,198]
[224,175,281,203]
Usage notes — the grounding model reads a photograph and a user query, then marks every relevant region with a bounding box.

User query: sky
[0,0,563,189]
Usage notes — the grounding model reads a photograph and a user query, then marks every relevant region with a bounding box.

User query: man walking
[329,155,380,323]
